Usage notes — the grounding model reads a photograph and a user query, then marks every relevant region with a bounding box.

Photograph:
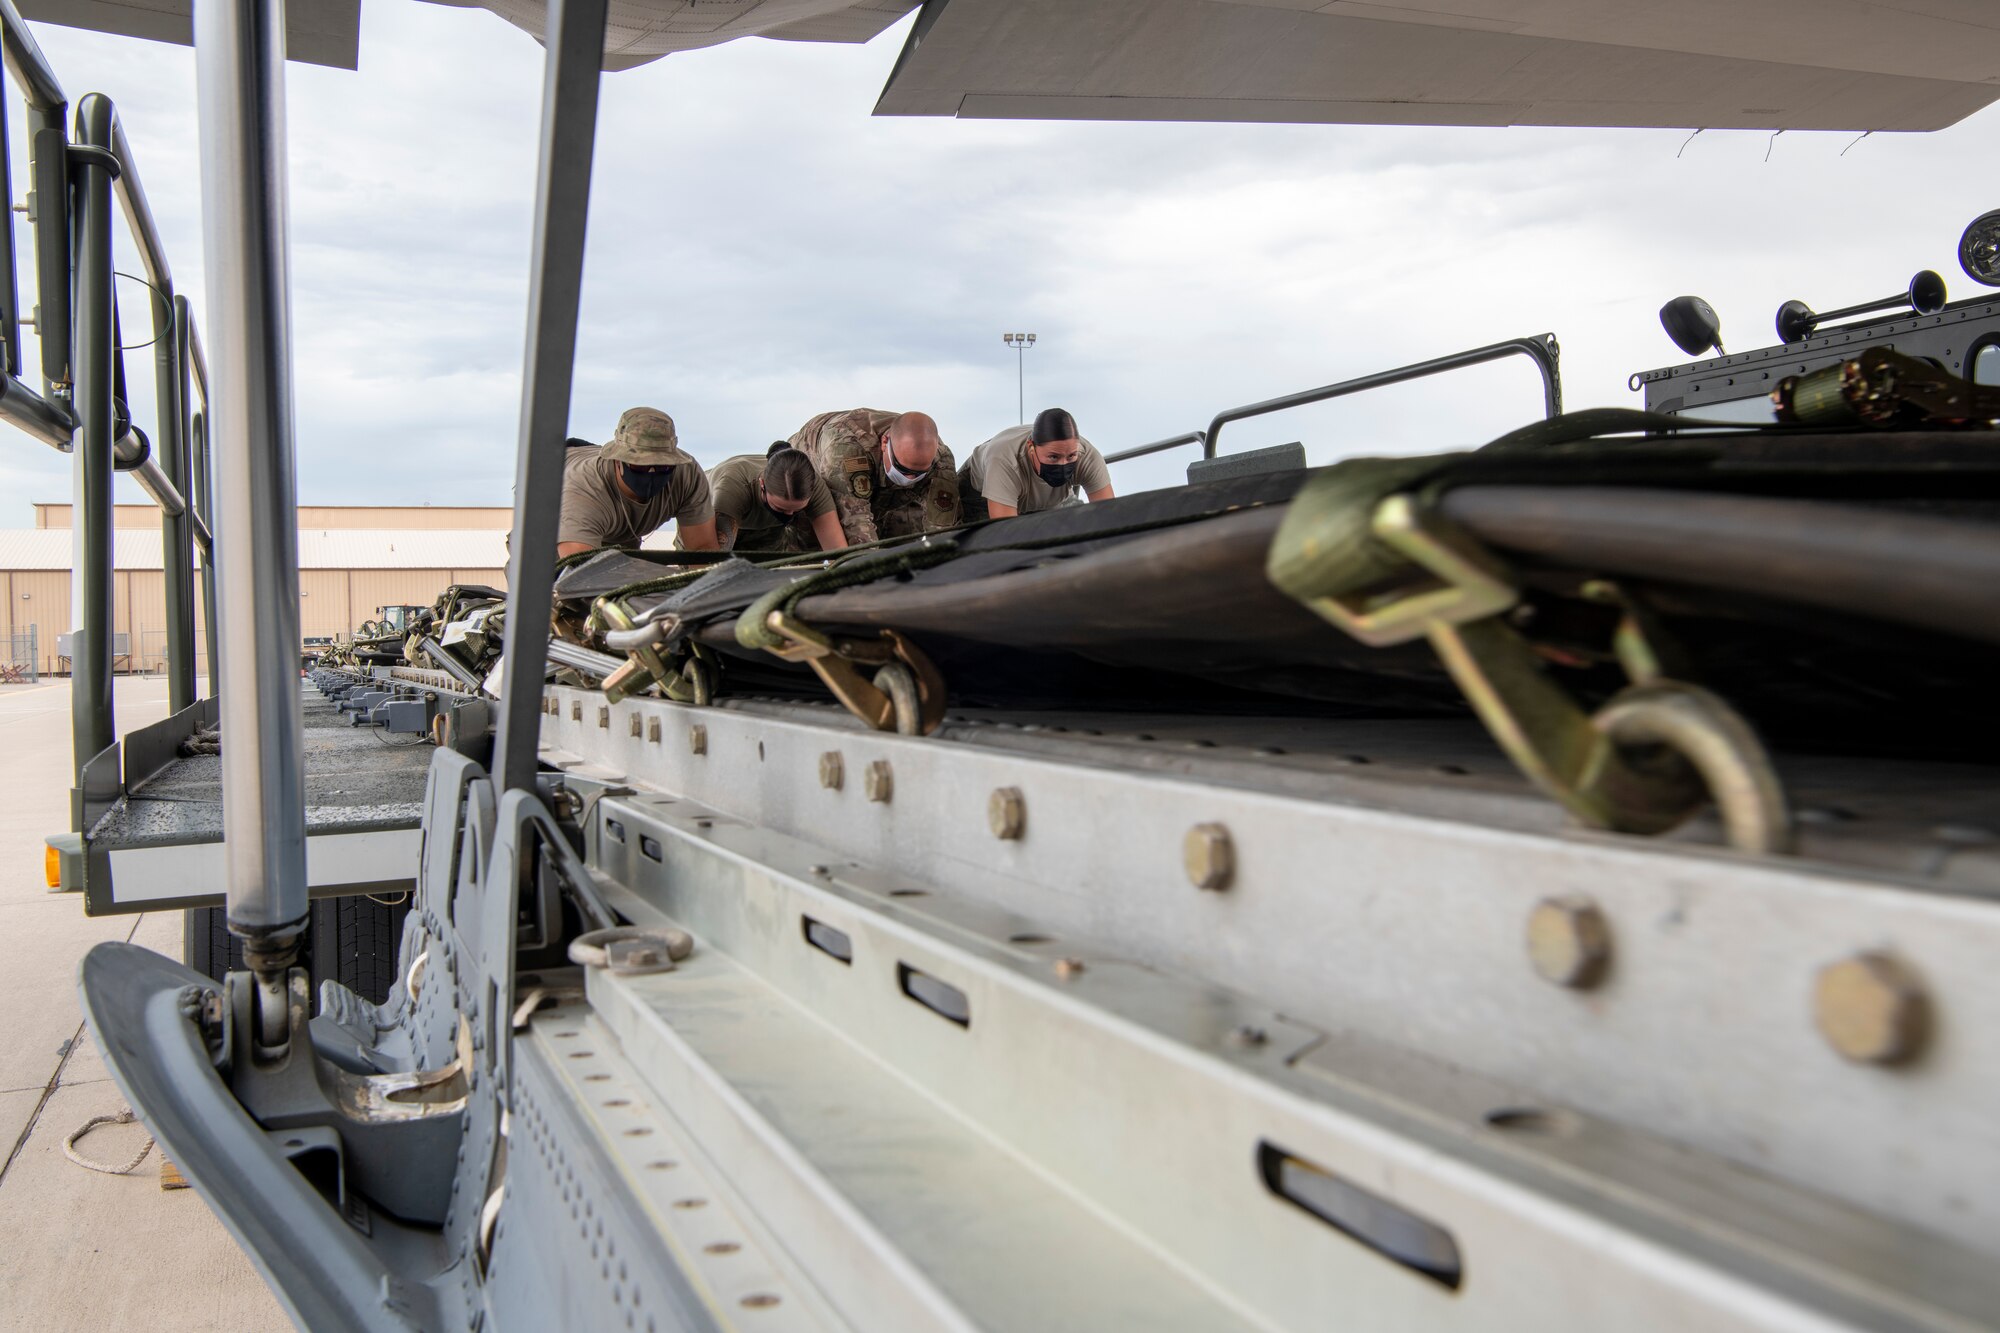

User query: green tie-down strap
[1263,454,1462,637]
[735,540,962,653]
[1264,406,1784,629]
[1262,441,1792,852]
[1478,406,1786,452]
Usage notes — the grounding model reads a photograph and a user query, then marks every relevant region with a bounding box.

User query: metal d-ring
[1593,681,1794,855]
[567,925,694,976]
[874,662,921,735]
[685,655,714,707]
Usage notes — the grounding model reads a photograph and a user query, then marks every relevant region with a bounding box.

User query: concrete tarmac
[0,678,286,1332]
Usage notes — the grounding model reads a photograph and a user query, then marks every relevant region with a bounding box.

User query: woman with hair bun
[702,442,849,555]
[961,407,1114,522]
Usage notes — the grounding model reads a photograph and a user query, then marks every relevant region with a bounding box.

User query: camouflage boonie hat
[601,407,693,465]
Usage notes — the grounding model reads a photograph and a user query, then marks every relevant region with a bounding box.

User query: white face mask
[882,438,929,488]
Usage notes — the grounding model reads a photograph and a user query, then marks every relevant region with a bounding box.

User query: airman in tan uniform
[556,407,718,557]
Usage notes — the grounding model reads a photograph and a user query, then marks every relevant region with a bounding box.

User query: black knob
[1775,299,1816,345]
[1909,269,1947,314]
[1660,295,1724,357]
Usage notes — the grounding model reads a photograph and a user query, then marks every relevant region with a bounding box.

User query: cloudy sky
[7,1,2000,524]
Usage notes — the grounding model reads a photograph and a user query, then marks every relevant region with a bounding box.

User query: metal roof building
[2,505,510,679]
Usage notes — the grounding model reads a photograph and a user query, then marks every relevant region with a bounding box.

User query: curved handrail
[1103,430,1206,465]
[1202,334,1562,458]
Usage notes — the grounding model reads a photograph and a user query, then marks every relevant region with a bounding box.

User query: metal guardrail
[0,0,218,809]
[1103,430,1205,465]
[1104,334,1564,468]
[3,625,36,682]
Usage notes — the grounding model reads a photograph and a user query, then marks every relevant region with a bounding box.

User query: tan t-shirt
[708,454,835,552]
[558,444,713,549]
[964,426,1110,514]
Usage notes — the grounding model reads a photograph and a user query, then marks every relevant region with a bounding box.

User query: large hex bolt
[1526,896,1612,989]
[989,787,1025,840]
[864,760,893,804]
[819,752,844,791]
[1184,823,1234,891]
[1814,952,1929,1065]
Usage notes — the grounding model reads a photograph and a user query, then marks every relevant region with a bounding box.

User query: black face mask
[1034,459,1079,488]
[620,463,676,500]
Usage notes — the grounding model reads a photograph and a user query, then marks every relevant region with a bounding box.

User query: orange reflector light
[44,843,61,889]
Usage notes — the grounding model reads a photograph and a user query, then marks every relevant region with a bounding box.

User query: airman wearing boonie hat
[556,407,718,557]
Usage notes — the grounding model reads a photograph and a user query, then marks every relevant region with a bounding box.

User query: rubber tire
[308,895,414,1006]
[184,894,411,1007]
[185,905,253,981]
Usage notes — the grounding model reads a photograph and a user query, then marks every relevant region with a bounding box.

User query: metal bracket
[762,609,946,734]
[591,596,714,706]
[1288,493,1791,852]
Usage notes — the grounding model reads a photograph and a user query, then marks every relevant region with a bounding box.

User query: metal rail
[70,95,117,797]
[195,0,309,1000]
[1105,336,1564,469]
[417,635,489,694]
[491,0,610,795]
[105,108,198,708]
[1,0,70,408]
[544,637,624,681]
[1103,430,1206,465]
[1204,335,1562,458]
[0,0,222,779]
[184,311,218,702]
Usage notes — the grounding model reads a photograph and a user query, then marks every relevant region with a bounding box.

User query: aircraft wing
[17,0,362,68]
[29,0,2000,131]
[420,0,919,71]
[873,0,2000,131]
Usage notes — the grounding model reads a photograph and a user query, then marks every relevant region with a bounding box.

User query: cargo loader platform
[57,685,428,915]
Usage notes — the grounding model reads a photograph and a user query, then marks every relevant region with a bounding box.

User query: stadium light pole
[1003,331,1037,423]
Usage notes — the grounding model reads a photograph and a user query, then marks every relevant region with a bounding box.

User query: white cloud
[6,2,2000,516]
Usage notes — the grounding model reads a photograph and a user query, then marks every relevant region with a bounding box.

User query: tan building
[3,504,510,677]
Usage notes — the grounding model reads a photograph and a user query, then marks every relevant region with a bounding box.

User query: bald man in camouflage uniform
[786,408,960,546]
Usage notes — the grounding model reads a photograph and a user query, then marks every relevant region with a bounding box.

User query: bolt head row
[988,787,1025,839]
[1527,897,1611,989]
[864,761,893,803]
[1184,823,1234,891]
[1521,896,1932,1066]
[1815,952,1927,1065]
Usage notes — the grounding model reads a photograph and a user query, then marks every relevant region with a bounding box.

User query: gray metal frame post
[0,54,19,379]
[195,412,217,692]
[183,306,218,694]
[3,0,72,404]
[194,0,308,1008]
[157,266,192,711]
[69,94,117,811]
[97,110,197,708]
[491,0,610,795]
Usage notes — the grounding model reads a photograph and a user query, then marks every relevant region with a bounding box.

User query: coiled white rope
[63,1107,154,1175]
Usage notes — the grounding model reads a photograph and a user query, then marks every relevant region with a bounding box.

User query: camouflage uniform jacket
[787,408,960,546]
